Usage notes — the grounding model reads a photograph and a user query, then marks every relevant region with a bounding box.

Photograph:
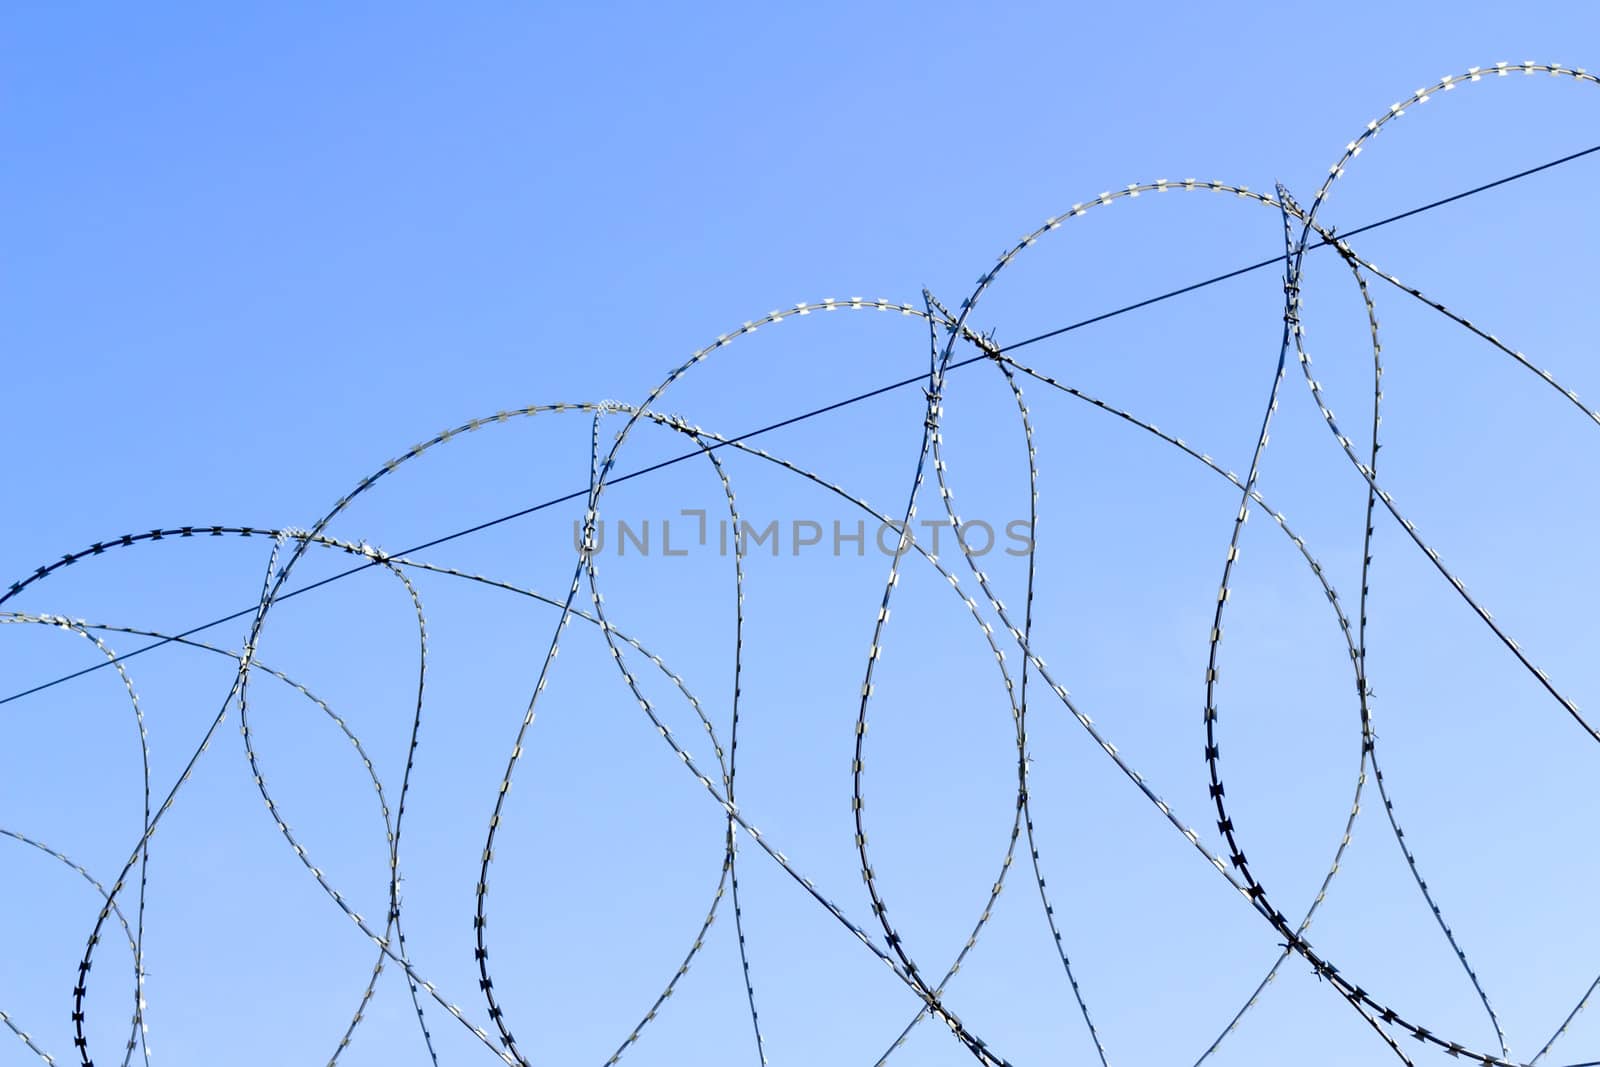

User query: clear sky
[4,4,1600,1066]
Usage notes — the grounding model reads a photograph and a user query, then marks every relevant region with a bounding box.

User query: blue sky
[4,4,1600,1066]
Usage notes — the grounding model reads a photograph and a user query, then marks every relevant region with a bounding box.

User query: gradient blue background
[4,5,1599,1066]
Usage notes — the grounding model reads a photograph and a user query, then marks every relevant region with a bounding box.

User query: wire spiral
[3,60,1598,1067]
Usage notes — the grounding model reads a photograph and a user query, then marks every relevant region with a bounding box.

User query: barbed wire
[2,59,1597,1066]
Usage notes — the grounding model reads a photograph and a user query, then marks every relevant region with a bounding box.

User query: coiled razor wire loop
[1,59,1598,1066]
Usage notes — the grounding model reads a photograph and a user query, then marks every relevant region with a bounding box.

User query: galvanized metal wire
[2,59,1598,1067]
